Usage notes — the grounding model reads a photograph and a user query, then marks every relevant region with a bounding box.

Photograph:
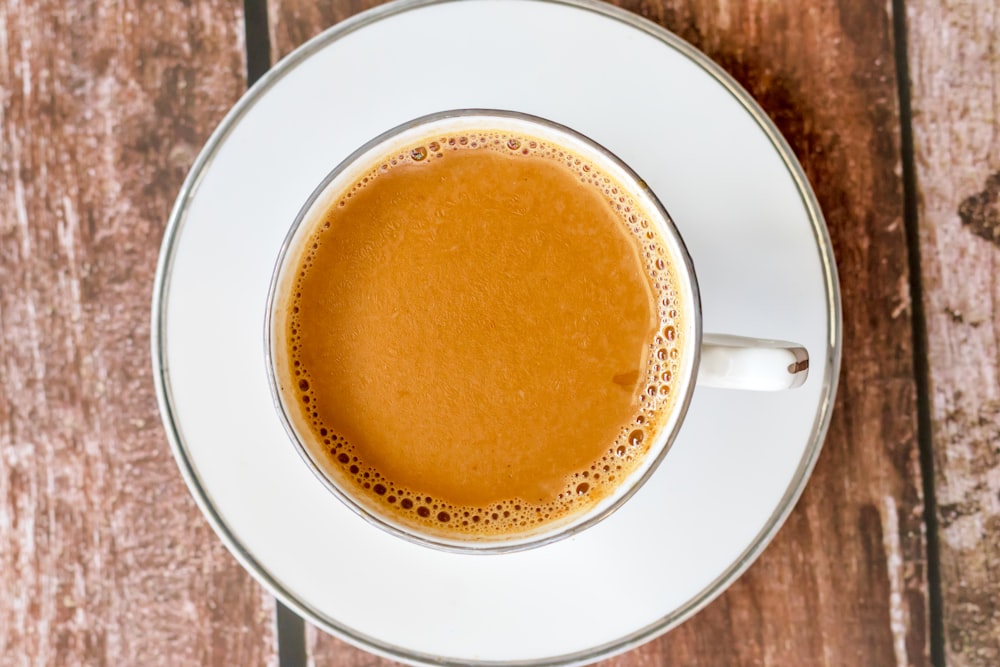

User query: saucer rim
[151,0,842,664]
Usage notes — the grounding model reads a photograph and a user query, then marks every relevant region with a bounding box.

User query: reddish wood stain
[0,1,277,665]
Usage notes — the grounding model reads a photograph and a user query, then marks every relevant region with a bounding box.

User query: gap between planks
[242,0,309,665]
[890,0,946,664]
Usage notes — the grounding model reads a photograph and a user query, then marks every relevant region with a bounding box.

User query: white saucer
[152,0,841,664]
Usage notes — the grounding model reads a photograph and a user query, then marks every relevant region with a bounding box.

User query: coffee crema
[275,127,685,540]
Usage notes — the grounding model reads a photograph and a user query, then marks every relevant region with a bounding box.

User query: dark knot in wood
[958,171,1000,246]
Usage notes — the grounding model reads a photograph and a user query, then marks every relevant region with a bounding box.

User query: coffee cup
[265,109,808,553]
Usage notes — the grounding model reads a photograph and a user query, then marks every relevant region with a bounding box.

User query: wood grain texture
[0,2,277,665]
[907,1,1000,665]
[266,0,929,665]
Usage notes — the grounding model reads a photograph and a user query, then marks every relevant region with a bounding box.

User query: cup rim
[264,108,703,554]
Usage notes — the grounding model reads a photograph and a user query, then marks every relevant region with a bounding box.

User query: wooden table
[1,0,996,665]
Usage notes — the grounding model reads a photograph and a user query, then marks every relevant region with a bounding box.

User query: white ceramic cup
[266,110,808,554]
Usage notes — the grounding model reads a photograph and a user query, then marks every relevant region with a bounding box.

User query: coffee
[273,125,685,540]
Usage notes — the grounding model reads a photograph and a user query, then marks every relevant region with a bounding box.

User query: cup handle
[697,333,809,390]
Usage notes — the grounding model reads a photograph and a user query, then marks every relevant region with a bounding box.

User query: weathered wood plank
[0,2,277,665]
[907,1,1000,665]
[266,1,928,665]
